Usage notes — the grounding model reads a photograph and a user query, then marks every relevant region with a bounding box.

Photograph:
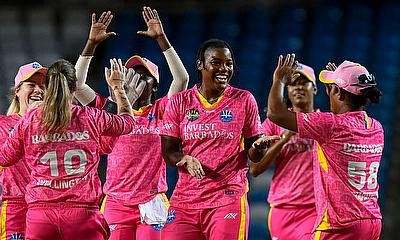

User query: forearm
[112,86,133,116]
[248,147,267,163]
[156,34,171,52]
[74,52,96,105]
[267,81,298,131]
[164,47,189,98]
[250,140,286,177]
[81,40,98,56]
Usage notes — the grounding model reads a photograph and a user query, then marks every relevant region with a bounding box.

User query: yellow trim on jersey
[161,193,170,209]
[267,204,273,232]
[316,143,328,173]
[238,195,247,240]
[316,209,330,230]
[133,104,152,115]
[100,196,107,214]
[239,132,245,150]
[1,201,8,240]
[197,90,224,108]
[313,230,322,240]
[364,112,371,129]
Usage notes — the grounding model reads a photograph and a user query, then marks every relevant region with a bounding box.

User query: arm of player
[161,135,205,179]
[267,54,298,132]
[137,6,189,98]
[74,11,116,106]
[0,123,24,167]
[249,131,293,177]
[105,58,133,115]
[247,134,281,163]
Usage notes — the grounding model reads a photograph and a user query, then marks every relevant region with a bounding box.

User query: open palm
[137,6,165,39]
[88,11,116,44]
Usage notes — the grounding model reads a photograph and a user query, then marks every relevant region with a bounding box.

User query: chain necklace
[198,85,225,104]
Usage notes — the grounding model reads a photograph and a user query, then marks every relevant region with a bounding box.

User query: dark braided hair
[195,39,238,82]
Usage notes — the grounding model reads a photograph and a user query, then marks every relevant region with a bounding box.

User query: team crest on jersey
[186,108,200,122]
[220,110,233,122]
[166,210,176,224]
[151,223,165,231]
[148,113,155,122]
[10,232,24,240]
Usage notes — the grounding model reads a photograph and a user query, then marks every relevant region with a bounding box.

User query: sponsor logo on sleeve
[10,232,24,240]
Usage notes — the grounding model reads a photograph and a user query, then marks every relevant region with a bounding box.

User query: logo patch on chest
[148,113,155,122]
[220,110,233,122]
[186,108,200,122]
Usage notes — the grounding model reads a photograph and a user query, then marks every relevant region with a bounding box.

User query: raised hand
[326,62,337,71]
[176,155,205,179]
[137,6,165,39]
[105,58,126,90]
[252,135,281,149]
[273,54,299,85]
[124,68,146,104]
[88,11,116,45]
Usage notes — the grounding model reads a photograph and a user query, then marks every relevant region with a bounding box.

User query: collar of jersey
[196,87,225,109]
[133,104,152,115]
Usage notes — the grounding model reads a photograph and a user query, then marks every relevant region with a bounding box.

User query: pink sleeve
[262,118,277,136]
[99,136,117,155]
[160,96,181,139]
[90,108,135,137]
[243,93,263,138]
[0,120,24,167]
[296,111,334,144]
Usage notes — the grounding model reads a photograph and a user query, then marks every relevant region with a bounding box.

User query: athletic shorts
[161,194,249,240]
[1,200,27,240]
[311,219,381,240]
[268,205,316,240]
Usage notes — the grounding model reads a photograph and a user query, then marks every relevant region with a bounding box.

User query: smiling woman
[0,62,47,240]
[160,39,275,240]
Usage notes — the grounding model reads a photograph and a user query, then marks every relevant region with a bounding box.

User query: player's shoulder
[227,85,255,100]
[169,86,196,102]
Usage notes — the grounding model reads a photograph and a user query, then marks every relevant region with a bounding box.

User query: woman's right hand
[273,54,299,85]
[87,11,116,46]
[176,155,205,179]
[326,62,337,71]
[105,58,126,90]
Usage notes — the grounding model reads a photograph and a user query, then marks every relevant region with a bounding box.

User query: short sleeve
[296,111,334,144]
[243,93,263,138]
[160,95,181,139]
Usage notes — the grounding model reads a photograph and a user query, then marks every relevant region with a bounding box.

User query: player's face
[287,76,315,109]
[199,47,234,93]
[16,73,46,112]
[325,83,340,113]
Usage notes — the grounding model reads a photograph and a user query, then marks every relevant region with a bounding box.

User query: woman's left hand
[252,135,281,149]
[273,53,299,85]
[137,6,165,39]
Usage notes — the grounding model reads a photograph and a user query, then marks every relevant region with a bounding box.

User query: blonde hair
[6,85,21,115]
[41,59,76,133]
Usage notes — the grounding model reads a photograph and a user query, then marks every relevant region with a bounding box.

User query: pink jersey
[161,85,263,209]
[262,118,315,207]
[96,94,168,205]
[0,114,31,202]
[0,105,135,206]
[296,111,383,230]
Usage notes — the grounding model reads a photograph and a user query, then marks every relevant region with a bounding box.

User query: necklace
[198,86,224,104]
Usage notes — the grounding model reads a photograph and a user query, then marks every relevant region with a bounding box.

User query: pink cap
[125,55,159,83]
[295,63,316,84]
[14,62,47,87]
[319,60,376,95]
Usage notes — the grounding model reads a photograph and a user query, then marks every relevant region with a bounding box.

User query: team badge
[10,232,24,240]
[220,110,233,122]
[148,113,155,122]
[166,210,176,224]
[186,108,200,122]
[32,62,42,69]
[151,223,165,231]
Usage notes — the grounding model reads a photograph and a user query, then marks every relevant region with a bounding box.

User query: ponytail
[42,59,76,133]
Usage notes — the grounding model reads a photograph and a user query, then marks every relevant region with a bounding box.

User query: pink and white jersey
[161,85,263,209]
[96,94,169,205]
[0,105,135,206]
[296,111,383,229]
[0,114,30,201]
[262,118,315,207]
